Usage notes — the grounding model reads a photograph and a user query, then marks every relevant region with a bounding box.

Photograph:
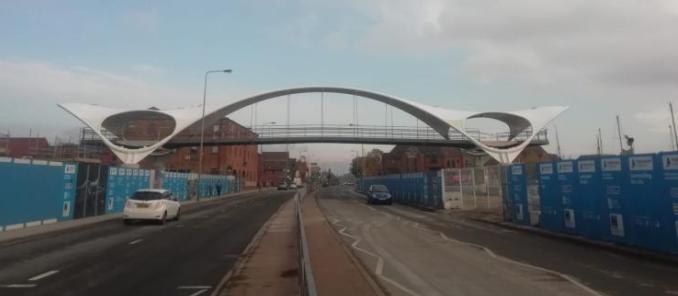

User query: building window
[211,146,219,154]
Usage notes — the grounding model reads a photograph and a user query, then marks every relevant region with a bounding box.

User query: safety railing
[295,188,317,296]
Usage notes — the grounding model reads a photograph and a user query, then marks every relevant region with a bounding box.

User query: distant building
[382,146,467,174]
[260,151,290,186]
[0,137,49,159]
[163,118,260,188]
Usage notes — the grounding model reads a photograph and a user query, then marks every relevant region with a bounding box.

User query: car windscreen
[131,192,164,200]
[372,185,388,192]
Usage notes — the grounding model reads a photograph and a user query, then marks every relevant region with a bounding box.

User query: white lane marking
[0,284,37,288]
[177,285,210,296]
[332,217,421,296]
[189,289,209,296]
[436,232,602,296]
[128,239,143,245]
[360,201,601,296]
[178,285,211,289]
[666,290,678,295]
[28,270,59,281]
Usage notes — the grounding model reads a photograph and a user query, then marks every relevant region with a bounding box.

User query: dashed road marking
[0,284,37,288]
[177,285,210,296]
[129,239,143,245]
[28,270,59,281]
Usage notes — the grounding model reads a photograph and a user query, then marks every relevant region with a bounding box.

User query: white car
[123,189,181,225]
[289,183,298,189]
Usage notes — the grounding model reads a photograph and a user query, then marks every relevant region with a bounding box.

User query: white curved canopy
[59,86,567,164]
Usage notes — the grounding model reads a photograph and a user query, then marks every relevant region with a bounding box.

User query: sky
[1,0,678,174]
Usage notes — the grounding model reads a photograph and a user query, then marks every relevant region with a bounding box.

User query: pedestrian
[257,182,262,191]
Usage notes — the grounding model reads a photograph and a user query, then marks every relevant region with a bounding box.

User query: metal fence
[295,188,317,296]
[441,165,504,212]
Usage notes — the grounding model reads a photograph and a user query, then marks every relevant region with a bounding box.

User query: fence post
[458,169,463,209]
[485,166,490,209]
[471,168,477,209]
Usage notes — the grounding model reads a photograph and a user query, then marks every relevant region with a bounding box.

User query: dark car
[366,184,392,205]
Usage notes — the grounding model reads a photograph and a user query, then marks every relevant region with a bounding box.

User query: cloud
[348,0,678,94]
[0,60,199,140]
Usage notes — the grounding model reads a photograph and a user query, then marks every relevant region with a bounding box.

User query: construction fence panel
[0,158,77,231]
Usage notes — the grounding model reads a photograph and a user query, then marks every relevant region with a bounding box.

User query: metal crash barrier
[295,189,318,296]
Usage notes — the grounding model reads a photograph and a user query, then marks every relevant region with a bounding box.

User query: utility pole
[597,128,603,155]
[671,125,676,150]
[616,115,623,154]
[554,126,562,159]
[670,102,678,147]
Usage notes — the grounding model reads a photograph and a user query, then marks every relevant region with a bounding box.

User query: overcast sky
[1,1,678,174]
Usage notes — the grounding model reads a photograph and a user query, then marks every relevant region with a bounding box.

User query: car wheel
[123,219,132,225]
[159,212,167,225]
[175,209,181,221]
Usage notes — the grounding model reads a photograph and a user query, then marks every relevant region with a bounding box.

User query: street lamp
[197,69,232,202]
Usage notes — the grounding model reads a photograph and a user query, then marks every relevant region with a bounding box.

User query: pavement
[0,189,294,296]
[319,186,678,296]
[224,198,299,296]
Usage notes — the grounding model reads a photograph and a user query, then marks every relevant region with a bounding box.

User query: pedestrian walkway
[224,198,299,296]
[303,192,382,296]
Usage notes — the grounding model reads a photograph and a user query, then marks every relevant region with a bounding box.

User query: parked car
[123,189,181,225]
[366,184,392,205]
[289,183,298,189]
[277,182,289,190]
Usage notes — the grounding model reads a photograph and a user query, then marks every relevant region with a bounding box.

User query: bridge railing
[80,124,548,147]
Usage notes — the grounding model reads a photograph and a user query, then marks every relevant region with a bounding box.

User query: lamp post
[197,69,232,202]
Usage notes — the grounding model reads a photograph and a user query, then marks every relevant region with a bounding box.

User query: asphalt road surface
[0,190,293,296]
[319,186,678,296]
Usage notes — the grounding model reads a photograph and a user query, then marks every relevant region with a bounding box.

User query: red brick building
[259,152,290,186]
[0,137,49,159]
[158,118,260,187]
[382,145,468,174]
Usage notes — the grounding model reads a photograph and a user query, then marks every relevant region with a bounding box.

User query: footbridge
[60,86,566,164]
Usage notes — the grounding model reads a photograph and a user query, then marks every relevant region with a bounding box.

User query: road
[318,186,678,296]
[0,190,294,296]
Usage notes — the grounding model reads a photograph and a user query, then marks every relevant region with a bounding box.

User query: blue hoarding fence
[0,158,77,231]
[506,153,678,255]
[105,166,152,214]
[508,164,531,225]
[361,171,444,209]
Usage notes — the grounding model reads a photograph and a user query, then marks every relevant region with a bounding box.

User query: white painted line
[4,223,24,231]
[48,161,63,166]
[42,218,58,225]
[29,270,59,281]
[32,160,48,165]
[129,239,143,245]
[666,290,678,295]
[437,232,602,296]
[189,289,209,296]
[178,285,211,289]
[0,157,11,162]
[0,284,37,288]
[25,220,42,228]
[14,159,31,164]
[178,285,211,296]
[331,216,420,296]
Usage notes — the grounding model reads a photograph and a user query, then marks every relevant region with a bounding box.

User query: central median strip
[302,191,385,296]
[213,192,299,296]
